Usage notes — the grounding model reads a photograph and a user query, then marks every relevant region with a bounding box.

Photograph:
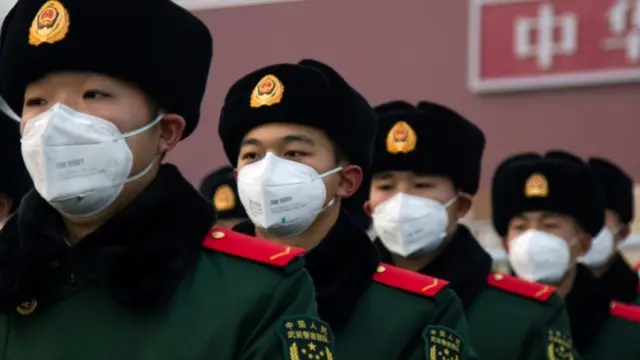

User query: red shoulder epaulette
[486,272,555,302]
[372,263,449,297]
[610,301,640,323]
[202,227,305,267]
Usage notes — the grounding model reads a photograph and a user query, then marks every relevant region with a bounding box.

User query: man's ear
[455,194,473,220]
[233,168,238,182]
[363,201,372,216]
[615,224,631,245]
[0,195,13,221]
[335,164,362,198]
[579,234,592,256]
[157,113,186,154]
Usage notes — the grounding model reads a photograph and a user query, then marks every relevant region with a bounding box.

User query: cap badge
[213,184,236,211]
[386,121,417,154]
[250,74,284,108]
[29,0,70,47]
[524,173,549,198]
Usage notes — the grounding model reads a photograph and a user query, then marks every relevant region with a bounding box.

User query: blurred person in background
[199,165,248,229]
[493,150,640,359]
[365,101,578,360]
[581,157,639,304]
[0,113,32,229]
[218,59,476,359]
[0,0,325,358]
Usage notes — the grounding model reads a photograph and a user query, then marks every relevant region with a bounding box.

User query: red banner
[468,0,640,93]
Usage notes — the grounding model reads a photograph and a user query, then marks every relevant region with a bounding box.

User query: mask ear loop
[0,96,20,122]
[315,166,343,214]
[120,113,164,138]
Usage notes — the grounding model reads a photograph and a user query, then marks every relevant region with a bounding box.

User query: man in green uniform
[0,1,330,359]
[218,60,476,359]
[493,150,640,359]
[365,101,579,360]
[0,113,31,229]
[581,157,640,304]
[199,165,248,229]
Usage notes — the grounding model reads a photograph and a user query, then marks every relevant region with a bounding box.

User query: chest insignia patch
[278,316,335,360]
[546,329,574,360]
[424,326,463,360]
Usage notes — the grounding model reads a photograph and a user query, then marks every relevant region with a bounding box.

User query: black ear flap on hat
[588,157,634,224]
[374,101,415,115]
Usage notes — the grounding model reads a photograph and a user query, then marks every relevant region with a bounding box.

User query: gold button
[494,273,504,281]
[376,265,386,273]
[16,299,37,316]
[211,231,225,239]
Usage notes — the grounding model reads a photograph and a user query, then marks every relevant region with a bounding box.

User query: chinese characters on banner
[468,0,640,93]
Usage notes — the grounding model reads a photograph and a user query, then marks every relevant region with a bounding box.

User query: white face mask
[372,193,456,259]
[578,227,616,268]
[237,152,341,237]
[20,103,163,217]
[508,229,572,284]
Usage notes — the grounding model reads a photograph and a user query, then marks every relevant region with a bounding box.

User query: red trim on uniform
[486,273,556,302]
[202,227,305,267]
[372,263,449,297]
[610,301,640,323]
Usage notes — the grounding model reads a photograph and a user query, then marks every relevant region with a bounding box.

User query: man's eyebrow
[240,138,261,147]
[281,134,315,146]
[372,171,393,180]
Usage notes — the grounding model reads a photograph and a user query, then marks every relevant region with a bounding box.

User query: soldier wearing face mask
[219,59,477,360]
[493,150,640,359]
[198,165,248,229]
[0,113,32,229]
[0,0,328,358]
[581,158,640,304]
[366,101,578,360]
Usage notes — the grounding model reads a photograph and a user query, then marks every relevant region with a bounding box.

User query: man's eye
[284,150,306,158]
[240,152,258,160]
[83,90,111,99]
[25,98,47,107]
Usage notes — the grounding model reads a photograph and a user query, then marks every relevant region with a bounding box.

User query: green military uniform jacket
[0,165,330,360]
[378,225,580,360]
[566,265,640,359]
[236,211,477,359]
[599,253,640,305]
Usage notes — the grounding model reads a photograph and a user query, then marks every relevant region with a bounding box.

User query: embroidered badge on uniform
[546,329,574,360]
[278,316,335,360]
[423,326,463,360]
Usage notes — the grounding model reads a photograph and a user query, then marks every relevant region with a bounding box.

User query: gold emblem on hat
[386,121,417,154]
[250,75,284,108]
[29,0,70,47]
[16,299,37,316]
[213,184,235,211]
[524,173,549,198]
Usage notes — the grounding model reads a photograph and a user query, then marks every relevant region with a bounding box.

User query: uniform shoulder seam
[372,263,449,297]
[202,227,305,268]
[486,272,555,302]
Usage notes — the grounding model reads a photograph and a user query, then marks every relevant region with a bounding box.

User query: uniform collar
[376,224,492,309]
[600,252,639,303]
[234,210,380,329]
[565,264,612,352]
[0,164,214,314]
